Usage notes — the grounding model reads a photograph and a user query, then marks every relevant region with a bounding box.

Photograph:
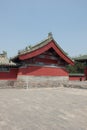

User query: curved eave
[19,40,74,65]
[69,73,84,76]
[0,65,17,67]
[0,63,18,67]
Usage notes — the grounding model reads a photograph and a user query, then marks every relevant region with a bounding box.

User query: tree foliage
[66,61,85,74]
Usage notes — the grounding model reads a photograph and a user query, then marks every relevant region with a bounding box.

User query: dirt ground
[0,87,87,130]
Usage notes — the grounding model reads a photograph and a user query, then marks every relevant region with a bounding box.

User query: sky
[0,0,87,58]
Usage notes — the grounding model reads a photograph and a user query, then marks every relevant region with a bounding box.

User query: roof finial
[2,51,7,57]
[48,32,53,39]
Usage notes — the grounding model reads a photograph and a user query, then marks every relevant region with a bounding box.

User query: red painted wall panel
[18,66,68,76]
[69,76,85,81]
[0,68,18,80]
[35,57,58,64]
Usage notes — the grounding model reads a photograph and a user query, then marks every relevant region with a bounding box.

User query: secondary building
[0,51,18,80]
[75,55,87,80]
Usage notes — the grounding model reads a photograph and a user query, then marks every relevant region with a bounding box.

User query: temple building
[12,33,74,81]
[0,51,18,80]
[75,55,87,80]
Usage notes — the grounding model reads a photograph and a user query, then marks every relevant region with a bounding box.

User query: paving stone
[0,88,87,130]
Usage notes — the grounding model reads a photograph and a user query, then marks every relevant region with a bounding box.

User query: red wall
[69,76,85,81]
[18,66,68,76]
[0,68,18,80]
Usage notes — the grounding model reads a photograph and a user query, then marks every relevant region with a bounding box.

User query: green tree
[66,61,85,74]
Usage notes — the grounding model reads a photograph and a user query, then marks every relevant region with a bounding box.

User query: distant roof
[12,33,74,65]
[0,51,16,66]
[75,55,87,62]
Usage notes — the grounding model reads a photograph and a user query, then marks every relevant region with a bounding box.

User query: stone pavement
[0,87,87,130]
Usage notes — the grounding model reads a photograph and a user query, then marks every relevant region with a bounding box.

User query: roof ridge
[18,36,53,55]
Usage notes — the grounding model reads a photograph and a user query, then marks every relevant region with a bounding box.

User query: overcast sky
[0,0,87,57]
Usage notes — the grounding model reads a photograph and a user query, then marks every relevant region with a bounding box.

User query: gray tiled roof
[75,55,87,61]
[0,52,16,66]
[18,36,53,55]
[18,33,67,56]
